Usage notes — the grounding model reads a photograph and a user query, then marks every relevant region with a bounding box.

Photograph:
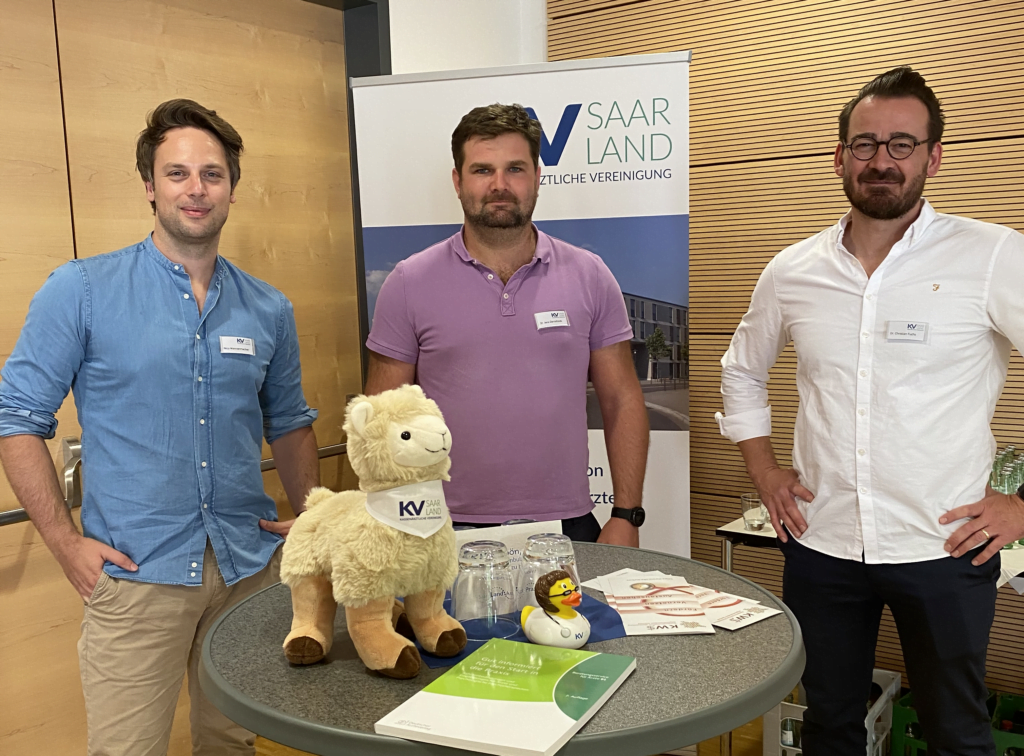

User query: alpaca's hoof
[432,627,468,658]
[284,636,325,665]
[375,645,422,679]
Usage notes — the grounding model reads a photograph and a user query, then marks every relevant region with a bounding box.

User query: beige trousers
[78,542,281,756]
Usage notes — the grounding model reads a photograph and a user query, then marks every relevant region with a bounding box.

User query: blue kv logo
[525,105,581,166]
[399,500,425,516]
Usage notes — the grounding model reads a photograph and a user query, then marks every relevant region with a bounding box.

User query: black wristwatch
[610,506,646,527]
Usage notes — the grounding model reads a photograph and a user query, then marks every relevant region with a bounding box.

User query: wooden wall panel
[0,2,84,754]
[550,0,1024,163]
[55,0,363,500]
[551,0,1024,696]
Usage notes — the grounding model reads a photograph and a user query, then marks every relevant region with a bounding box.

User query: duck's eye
[400,431,412,440]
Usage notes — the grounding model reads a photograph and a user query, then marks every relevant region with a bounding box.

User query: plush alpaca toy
[279,384,466,678]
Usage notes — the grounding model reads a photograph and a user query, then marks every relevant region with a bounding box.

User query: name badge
[886,321,929,343]
[220,336,255,355]
[365,479,449,538]
[535,310,570,330]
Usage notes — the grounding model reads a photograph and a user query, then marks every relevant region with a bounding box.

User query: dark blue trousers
[779,535,998,756]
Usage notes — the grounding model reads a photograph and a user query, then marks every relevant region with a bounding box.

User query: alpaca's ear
[349,401,374,434]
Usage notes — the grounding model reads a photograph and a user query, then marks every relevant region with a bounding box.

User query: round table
[200,542,804,755]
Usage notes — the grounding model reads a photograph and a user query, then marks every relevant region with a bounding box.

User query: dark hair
[451,103,541,174]
[136,99,243,210]
[534,570,573,613]
[838,67,945,145]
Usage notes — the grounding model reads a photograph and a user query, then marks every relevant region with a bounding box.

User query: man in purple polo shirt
[364,103,649,546]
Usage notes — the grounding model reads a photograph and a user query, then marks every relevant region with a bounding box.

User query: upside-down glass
[515,533,580,611]
[741,493,767,531]
[451,540,518,640]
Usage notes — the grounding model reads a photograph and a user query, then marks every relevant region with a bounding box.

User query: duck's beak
[563,591,582,607]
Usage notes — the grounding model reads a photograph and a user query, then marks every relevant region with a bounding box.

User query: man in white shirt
[718,67,1024,755]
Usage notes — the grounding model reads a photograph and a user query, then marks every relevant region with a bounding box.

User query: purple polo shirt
[367,227,632,522]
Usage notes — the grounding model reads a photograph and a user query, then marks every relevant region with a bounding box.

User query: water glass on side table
[741,493,768,531]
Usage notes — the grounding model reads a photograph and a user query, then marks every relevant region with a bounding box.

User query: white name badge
[365,479,448,538]
[535,310,570,330]
[886,321,929,343]
[220,336,255,355]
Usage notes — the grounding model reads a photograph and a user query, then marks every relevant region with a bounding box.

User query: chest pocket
[215,337,270,392]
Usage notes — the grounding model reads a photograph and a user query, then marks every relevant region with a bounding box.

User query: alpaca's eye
[401,431,411,440]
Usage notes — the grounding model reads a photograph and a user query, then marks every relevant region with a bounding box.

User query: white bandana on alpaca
[365,479,449,538]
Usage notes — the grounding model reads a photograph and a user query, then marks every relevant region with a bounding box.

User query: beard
[463,190,537,229]
[155,203,229,250]
[843,165,927,220]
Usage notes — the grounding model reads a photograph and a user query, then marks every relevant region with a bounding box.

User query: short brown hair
[839,67,945,145]
[136,99,244,210]
[451,103,541,174]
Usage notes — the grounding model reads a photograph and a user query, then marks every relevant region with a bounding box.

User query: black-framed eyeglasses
[552,588,576,597]
[844,136,927,161]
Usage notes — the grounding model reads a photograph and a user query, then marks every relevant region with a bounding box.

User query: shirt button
[858,448,866,456]
[192,562,197,568]
[174,265,180,270]
[503,293,509,299]
[866,294,873,300]
[859,369,867,378]
[197,376,203,382]
[862,332,869,338]
[201,461,207,468]
[191,571,196,577]
[860,487,868,494]
[203,503,208,509]
[183,293,190,300]
[858,408,866,417]
[487,274,494,280]
[200,418,205,425]
[196,334,201,340]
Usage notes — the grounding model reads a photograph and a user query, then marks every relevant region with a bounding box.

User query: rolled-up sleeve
[259,295,318,444]
[0,263,89,439]
[717,258,789,443]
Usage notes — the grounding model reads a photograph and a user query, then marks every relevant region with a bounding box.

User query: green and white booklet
[375,638,636,756]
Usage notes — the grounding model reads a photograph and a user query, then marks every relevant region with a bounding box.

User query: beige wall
[549,0,1024,695]
[0,1,361,753]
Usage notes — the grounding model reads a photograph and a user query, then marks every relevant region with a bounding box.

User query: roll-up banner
[351,52,691,557]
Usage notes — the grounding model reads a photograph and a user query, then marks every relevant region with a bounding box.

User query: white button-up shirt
[717,200,1024,563]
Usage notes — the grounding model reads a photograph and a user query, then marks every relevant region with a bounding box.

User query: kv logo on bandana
[399,498,444,519]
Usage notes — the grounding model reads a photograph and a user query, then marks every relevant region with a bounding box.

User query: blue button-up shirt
[0,236,318,586]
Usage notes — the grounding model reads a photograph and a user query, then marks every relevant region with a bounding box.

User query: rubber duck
[521,570,591,648]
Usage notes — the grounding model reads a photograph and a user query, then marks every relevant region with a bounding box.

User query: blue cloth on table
[417,593,625,669]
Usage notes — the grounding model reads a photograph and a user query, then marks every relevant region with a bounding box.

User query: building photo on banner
[351,52,691,556]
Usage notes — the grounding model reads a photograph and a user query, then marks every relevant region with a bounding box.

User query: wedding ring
[982,529,991,540]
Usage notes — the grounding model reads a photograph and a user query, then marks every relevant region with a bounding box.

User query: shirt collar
[142,233,227,281]
[836,197,938,252]
[452,223,551,265]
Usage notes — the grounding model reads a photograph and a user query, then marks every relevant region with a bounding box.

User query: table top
[200,542,804,756]
[716,516,778,544]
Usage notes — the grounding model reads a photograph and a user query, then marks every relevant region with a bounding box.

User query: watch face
[631,508,646,527]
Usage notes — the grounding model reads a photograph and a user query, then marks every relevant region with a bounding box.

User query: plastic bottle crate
[763,669,901,756]
[891,689,1003,756]
[991,692,1024,755]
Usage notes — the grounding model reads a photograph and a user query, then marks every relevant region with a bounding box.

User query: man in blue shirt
[0,100,320,755]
